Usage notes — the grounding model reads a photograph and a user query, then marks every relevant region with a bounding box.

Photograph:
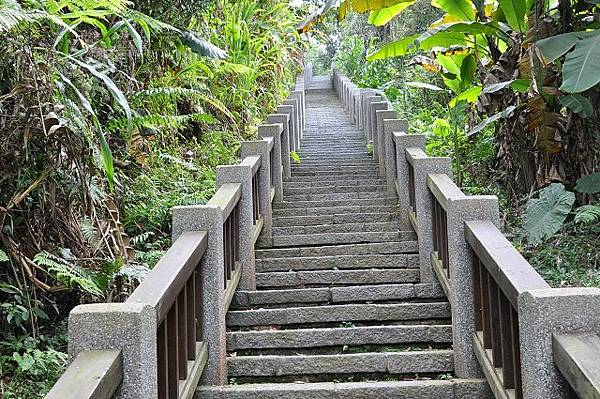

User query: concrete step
[291,171,379,178]
[232,283,445,308]
[291,160,376,167]
[256,269,420,288]
[226,302,451,328]
[226,351,454,378]
[272,231,413,247]
[256,241,418,259]
[256,253,417,272]
[289,174,381,182]
[273,212,398,227]
[283,184,385,196]
[273,221,400,236]
[283,180,384,189]
[283,192,387,202]
[196,379,493,399]
[273,204,397,217]
[227,325,452,351]
[273,198,395,209]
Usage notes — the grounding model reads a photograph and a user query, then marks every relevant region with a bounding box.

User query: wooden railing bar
[207,183,242,222]
[465,220,549,308]
[427,173,465,211]
[127,231,208,322]
[554,333,600,399]
[45,350,123,399]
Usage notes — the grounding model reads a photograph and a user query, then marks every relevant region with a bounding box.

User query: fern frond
[575,204,600,225]
[0,0,45,32]
[107,112,216,133]
[0,249,8,262]
[79,217,99,246]
[34,251,103,297]
[131,231,154,247]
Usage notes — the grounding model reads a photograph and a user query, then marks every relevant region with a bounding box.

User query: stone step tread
[196,379,493,399]
[273,204,398,217]
[273,221,400,236]
[273,212,399,227]
[256,254,418,272]
[287,175,383,182]
[283,180,385,188]
[227,325,452,351]
[256,241,418,258]
[283,185,386,195]
[283,192,387,202]
[232,283,445,308]
[272,231,414,248]
[227,351,454,377]
[256,269,420,288]
[226,302,451,327]
[274,198,396,209]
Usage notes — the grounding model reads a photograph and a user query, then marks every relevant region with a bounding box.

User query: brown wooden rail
[466,220,549,399]
[128,231,209,399]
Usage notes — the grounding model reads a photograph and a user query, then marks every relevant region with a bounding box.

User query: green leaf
[290,151,301,164]
[574,205,600,225]
[560,31,600,93]
[180,31,227,59]
[58,72,114,189]
[483,79,531,94]
[123,19,143,60]
[560,94,594,118]
[405,81,450,92]
[459,53,476,90]
[68,56,133,132]
[449,86,482,107]
[467,105,516,136]
[368,1,416,26]
[575,173,600,193]
[536,31,597,63]
[367,34,419,60]
[0,250,8,262]
[431,0,475,21]
[524,183,575,245]
[498,0,531,32]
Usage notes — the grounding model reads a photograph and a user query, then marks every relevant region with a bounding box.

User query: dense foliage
[0,0,303,396]
[305,0,599,287]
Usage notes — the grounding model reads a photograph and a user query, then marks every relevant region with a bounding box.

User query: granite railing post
[370,101,389,162]
[375,109,397,177]
[290,90,304,138]
[216,160,256,291]
[359,89,377,132]
[364,95,382,146]
[277,104,296,153]
[381,118,408,198]
[241,140,273,247]
[518,288,600,399]
[351,87,361,126]
[394,133,426,230]
[258,124,283,203]
[445,194,500,378]
[267,113,291,180]
[283,98,300,150]
[407,149,452,284]
[171,204,226,385]
[67,303,157,399]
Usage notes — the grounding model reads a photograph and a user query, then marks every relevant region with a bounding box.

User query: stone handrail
[333,68,600,399]
[45,70,308,399]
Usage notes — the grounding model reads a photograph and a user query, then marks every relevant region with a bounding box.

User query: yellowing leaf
[368,1,416,26]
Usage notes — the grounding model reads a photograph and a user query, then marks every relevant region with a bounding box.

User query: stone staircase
[196,81,490,398]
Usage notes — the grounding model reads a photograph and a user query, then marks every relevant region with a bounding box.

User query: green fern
[0,249,8,262]
[131,231,154,247]
[575,204,600,225]
[107,112,216,133]
[34,251,103,297]
[0,0,45,32]
[79,217,100,247]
